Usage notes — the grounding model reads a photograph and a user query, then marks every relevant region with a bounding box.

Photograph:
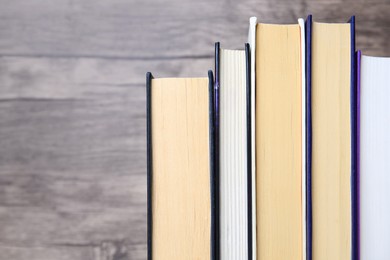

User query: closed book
[358,51,390,260]
[248,17,306,260]
[305,15,358,260]
[146,71,217,260]
[214,42,252,260]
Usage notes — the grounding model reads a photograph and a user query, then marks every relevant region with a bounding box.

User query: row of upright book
[146,15,390,260]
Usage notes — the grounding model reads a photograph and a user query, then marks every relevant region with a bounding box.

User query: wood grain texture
[0,0,389,259]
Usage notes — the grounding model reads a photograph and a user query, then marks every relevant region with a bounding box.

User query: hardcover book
[146,72,217,260]
[305,15,357,260]
[214,42,252,260]
[358,51,390,260]
[248,17,306,260]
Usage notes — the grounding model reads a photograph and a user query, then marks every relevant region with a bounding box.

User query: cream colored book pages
[311,22,351,260]
[298,18,306,260]
[360,55,390,260]
[151,78,211,260]
[220,49,248,260]
[248,17,257,259]
[256,23,302,260]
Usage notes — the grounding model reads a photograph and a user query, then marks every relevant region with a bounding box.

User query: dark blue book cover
[305,15,357,260]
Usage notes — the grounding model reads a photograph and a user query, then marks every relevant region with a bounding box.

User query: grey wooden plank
[0,245,94,260]
[0,205,145,246]
[0,56,213,97]
[0,243,145,260]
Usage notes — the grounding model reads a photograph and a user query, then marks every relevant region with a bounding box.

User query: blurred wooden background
[0,0,388,259]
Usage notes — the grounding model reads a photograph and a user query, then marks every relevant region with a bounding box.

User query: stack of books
[146,15,390,260]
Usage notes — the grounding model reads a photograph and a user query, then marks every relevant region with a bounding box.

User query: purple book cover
[349,16,358,260]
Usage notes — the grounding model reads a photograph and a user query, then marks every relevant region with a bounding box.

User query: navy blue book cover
[305,15,313,260]
[305,15,357,260]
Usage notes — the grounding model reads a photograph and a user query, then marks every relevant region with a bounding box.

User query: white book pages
[360,55,390,260]
[220,49,248,260]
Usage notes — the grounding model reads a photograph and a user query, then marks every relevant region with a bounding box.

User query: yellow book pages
[311,22,351,260]
[256,24,302,260]
[151,78,211,260]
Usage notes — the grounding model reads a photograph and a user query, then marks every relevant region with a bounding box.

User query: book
[248,17,306,260]
[214,42,252,260]
[306,15,357,260]
[358,52,390,260]
[146,72,217,260]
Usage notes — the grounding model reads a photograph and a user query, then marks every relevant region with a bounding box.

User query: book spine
[214,42,221,260]
[208,70,217,260]
[248,17,257,260]
[146,72,153,260]
[349,16,358,260]
[305,14,313,260]
[245,43,253,260]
